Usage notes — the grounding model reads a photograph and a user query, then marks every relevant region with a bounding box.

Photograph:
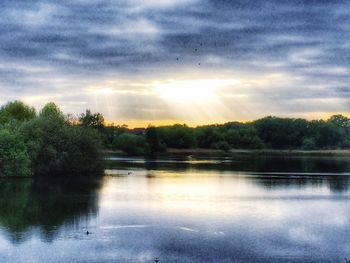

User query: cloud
[0,0,349,124]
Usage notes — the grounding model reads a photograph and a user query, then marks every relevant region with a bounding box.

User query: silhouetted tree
[79,109,104,129]
[145,126,166,154]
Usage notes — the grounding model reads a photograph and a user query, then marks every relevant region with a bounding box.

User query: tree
[114,133,147,155]
[301,137,316,150]
[0,129,31,177]
[196,126,224,148]
[145,126,166,154]
[253,117,308,149]
[20,104,103,176]
[158,124,196,148]
[60,125,103,175]
[79,110,104,129]
[236,127,264,149]
[328,115,350,147]
[328,114,350,128]
[0,101,36,124]
[308,120,343,149]
[39,102,64,121]
[105,125,128,148]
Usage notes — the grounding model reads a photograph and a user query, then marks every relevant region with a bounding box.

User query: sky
[0,0,349,127]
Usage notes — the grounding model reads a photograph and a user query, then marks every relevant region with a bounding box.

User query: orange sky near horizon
[104,112,350,129]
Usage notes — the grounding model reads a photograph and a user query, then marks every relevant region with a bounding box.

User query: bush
[210,141,231,151]
[343,139,350,148]
[158,125,196,148]
[114,133,148,155]
[0,129,31,177]
[145,127,167,154]
[0,101,104,177]
[196,127,224,148]
[20,103,103,176]
[60,125,103,175]
[0,101,36,125]
[302,137,317,150]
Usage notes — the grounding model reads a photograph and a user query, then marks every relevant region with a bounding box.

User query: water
[1,155,350,262]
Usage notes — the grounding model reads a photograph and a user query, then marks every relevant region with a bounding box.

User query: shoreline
[103,148,350,157]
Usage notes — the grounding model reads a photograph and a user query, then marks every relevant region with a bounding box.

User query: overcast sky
[0,0,349,126]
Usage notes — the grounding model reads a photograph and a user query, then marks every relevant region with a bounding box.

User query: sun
[154,79,239,103]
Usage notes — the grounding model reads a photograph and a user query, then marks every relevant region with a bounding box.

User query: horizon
[104,112,350,128]
[2,99,348,129]
[1,1,350,126]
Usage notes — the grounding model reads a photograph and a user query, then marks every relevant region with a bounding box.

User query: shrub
[301,137,317,150]
[0,129,31,177]
[0,101,36,124]
[114,133,148,155]
[20,103,103,176]
[210,141,231,151]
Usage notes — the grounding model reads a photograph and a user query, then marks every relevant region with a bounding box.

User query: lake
[1,155,350,262]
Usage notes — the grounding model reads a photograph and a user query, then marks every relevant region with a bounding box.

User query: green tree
[328,115,350,147]
[237,127,264,149]
[106,125,128,148]
[60,126,103,175]
[0,129,31,177]
[158,124,196,148]
[328,114,350,128]
[20,104,103,176]
[308,120,343,149]
[301,137,317,150]
[39,102,64,121]
[79,110,104,129]
[253,117,308,149]
[114,133,148,155]
[0,101,36,124]
[145,126,166,154]
[196,126,224,148]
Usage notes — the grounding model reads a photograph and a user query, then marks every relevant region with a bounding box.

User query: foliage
[196,126,224,148]
[253,117,309,149]
[308,120,344,149]
[79,109,104,129]
[210,140,231,151]
[0,101,103,177]
[145,126,167,154]
[20,108,103,176]
[39,102,64,121]
[0,129,31,177]
[59,125,103,175]
[107,114,349,154]
[157,124,196,148]
[114,133,148,155]
[195,123,263,149]
[252,116,350,149]
[106,125,128,148]
[301,137,317,150]
[0,101,36,125]
[1,100,349,162]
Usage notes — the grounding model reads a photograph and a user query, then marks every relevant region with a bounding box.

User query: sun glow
[80,73,298,127]
[154,78,240,103]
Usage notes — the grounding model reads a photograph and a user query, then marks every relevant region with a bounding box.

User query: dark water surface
[1,155,350,262]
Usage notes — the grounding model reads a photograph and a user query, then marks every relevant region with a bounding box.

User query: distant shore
[104,148,350,157]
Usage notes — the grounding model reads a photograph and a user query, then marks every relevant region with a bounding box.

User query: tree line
[106,115,350,155]
[1,100,349,176]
